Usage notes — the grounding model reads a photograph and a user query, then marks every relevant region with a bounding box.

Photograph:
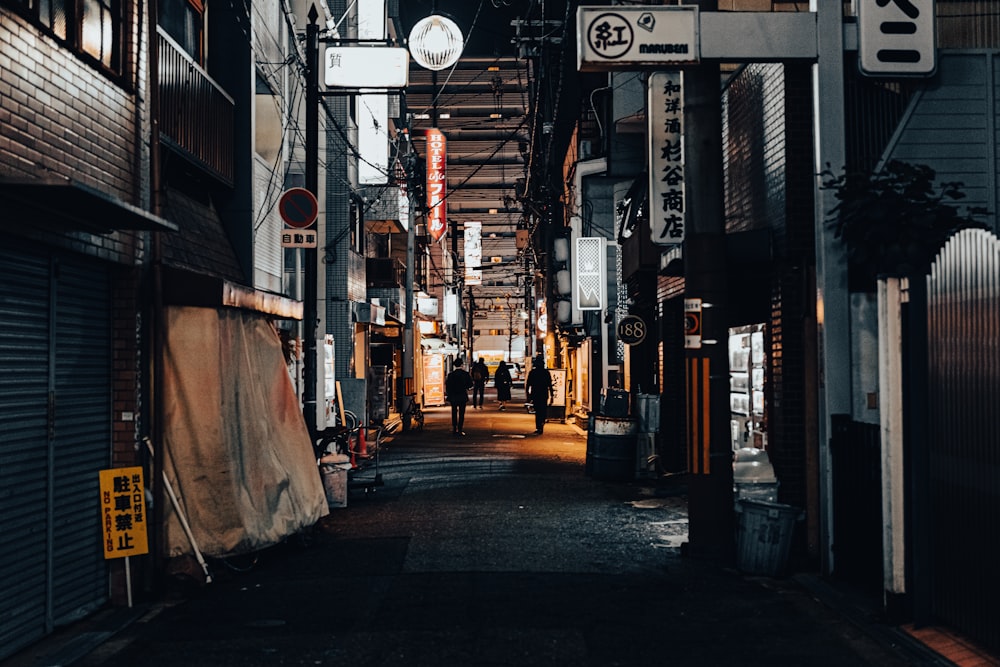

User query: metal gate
[926,228,1000,653]
[0,243,112,660]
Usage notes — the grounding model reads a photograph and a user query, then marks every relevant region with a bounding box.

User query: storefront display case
[729,324,767,451]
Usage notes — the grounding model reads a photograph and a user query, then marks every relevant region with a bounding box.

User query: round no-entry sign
[279,187,318,229]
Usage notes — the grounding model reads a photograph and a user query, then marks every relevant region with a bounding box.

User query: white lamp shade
[408,15,464,71]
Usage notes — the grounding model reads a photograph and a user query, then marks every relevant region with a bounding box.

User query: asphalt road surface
[13,392,939,667]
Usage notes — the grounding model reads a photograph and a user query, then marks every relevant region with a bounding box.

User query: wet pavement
[5,389,959,666]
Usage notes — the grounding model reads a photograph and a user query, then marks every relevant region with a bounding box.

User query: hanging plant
[821,160,989,286]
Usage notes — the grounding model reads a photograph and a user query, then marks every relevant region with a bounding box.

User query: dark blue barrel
[587,415,638,481]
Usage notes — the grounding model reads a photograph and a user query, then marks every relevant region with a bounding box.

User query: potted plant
[821,160,989,288]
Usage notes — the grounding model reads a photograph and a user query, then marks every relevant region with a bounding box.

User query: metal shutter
[51,256,111,624]
[0,245,111,660]
[0,246,52,657]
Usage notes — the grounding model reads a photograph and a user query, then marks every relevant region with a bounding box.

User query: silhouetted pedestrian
[471,357,489,408]
[445,359,473,435]
[494,360,512,410]
[525,354,552,434]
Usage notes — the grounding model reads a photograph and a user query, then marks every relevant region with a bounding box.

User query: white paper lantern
[408,15,464,71]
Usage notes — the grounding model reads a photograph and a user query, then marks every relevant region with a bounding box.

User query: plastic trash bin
[735,499,803,576]
[320,453,351,509]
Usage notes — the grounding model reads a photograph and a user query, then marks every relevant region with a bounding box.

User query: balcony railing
[157,29,235,185]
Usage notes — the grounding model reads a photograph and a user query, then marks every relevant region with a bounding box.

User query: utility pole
[402,129,416,388]
[683,0,734,563]
[505,293,514,361]
[467,285,474,362]
[302,5,319,437]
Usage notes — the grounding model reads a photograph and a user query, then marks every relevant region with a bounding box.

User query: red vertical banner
[426,128,447,242]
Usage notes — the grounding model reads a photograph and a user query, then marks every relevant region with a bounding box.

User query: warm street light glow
[408,15,464,71]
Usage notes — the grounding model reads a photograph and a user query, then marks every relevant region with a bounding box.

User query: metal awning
[162,267,303,319]
[0,176,178,233]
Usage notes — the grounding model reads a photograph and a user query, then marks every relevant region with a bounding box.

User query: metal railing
[157,29,235,185]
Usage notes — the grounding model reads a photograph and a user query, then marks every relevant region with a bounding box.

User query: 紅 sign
[577,6,699,72]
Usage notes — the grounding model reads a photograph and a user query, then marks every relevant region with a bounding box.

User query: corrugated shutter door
[51,257,111,624]
[0,247,52,655]
[0,247,111,660]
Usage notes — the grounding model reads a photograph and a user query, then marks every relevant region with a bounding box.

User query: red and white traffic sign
[279,188,318,229]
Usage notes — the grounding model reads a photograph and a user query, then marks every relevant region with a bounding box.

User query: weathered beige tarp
[161,306,327,557]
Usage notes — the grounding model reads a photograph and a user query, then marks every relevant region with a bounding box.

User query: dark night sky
[398,0,536,58]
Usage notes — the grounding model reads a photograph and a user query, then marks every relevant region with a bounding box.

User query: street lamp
[408,14,464,71]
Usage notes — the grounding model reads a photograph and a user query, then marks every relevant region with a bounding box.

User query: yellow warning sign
[99,467,149,559]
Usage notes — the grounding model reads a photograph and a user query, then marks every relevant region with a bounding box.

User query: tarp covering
[162,306,327,557]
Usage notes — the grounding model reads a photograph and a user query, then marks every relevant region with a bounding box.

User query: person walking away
[471,357,489,409]
[525,354,553,434]
[494,360,512,411]
[445,359,474,435]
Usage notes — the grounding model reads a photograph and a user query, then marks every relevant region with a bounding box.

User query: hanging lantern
[408,14,464,71]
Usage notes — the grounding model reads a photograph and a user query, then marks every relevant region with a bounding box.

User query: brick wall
[0,5,148,266]
[0,9,139,200]
[111,267,145,470]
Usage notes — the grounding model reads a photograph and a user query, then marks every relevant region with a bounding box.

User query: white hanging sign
[647,71,685,246]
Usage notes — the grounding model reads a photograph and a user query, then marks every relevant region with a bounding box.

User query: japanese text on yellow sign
[99,467,149,559]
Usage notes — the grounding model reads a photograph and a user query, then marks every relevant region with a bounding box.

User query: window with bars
[6,0,124,75]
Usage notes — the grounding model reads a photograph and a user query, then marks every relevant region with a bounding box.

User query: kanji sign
[648,71,685,245]
[464,221,482,285]
[684,298,702,350]
[281,229,318,248]
[577,6,699,72]
[278,187,318,229]
[859,0,936,76]
[99,467,149,559]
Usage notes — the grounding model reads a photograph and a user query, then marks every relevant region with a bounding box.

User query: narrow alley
[7,391,953,667]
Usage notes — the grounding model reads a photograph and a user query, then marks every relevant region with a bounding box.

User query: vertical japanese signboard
[426,128,447,242]
[99,466,149,559]
[648,70,685,245]
[859,0,936,76]
[464,220,482,285]
[684,298,702,350]
[422,352,445,405]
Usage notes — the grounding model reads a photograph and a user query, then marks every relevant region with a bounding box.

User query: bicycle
[400,394,424,431]
[315,418,392,496]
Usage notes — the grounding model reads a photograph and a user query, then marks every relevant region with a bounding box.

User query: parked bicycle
[400,393,424,431]
[314,417,392,496]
